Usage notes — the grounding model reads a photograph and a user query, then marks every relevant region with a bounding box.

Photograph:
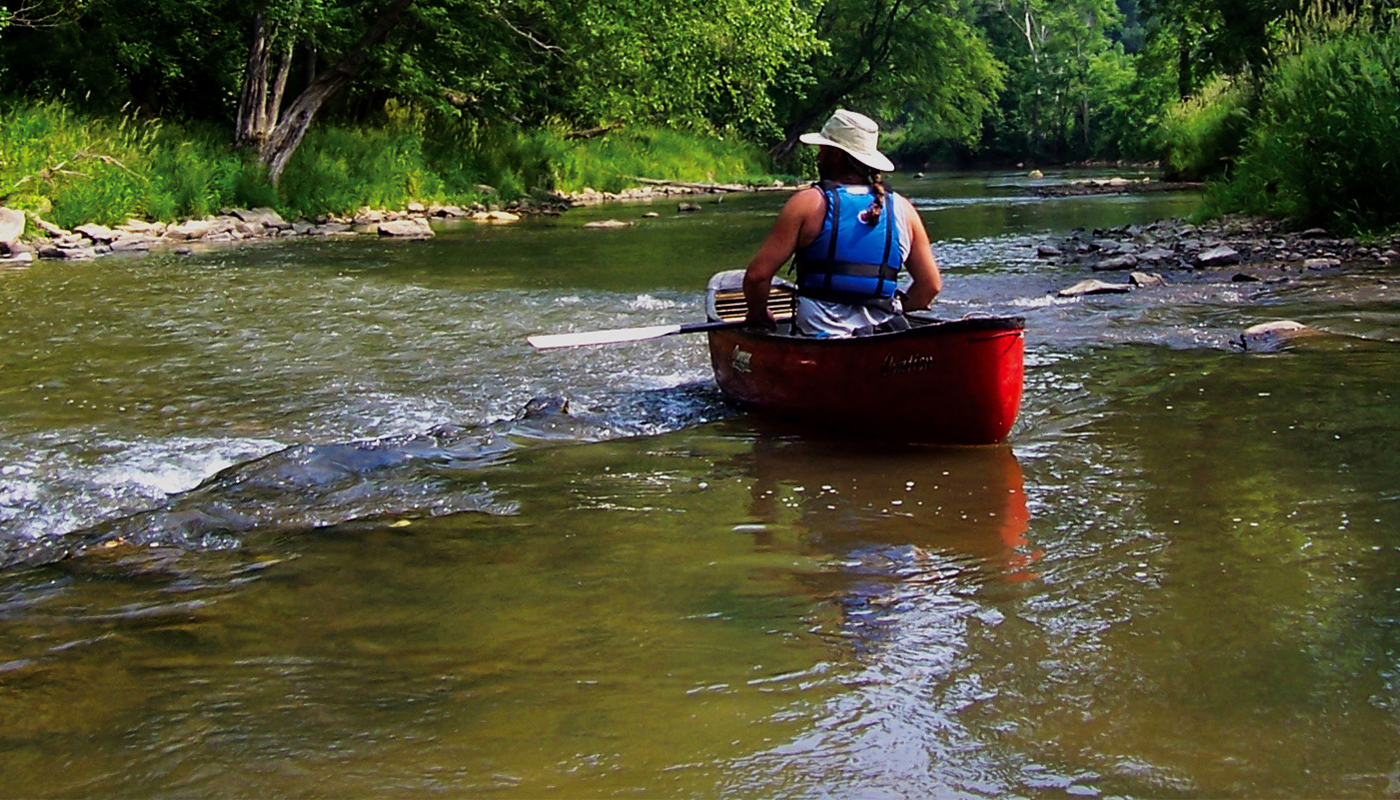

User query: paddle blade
[527,324,683,349]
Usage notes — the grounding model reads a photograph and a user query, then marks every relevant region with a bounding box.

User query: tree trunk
[255,0,417,187]
[235,4,271,148]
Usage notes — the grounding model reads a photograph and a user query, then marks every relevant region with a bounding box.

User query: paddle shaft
[528,319,749,349]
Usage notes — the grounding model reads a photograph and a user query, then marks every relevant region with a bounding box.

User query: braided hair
[861,169,889,225]
[819,147,891,225]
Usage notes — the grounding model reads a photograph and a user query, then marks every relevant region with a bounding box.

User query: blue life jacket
[794,181,904,311]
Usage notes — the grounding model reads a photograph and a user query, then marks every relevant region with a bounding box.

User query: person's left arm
[898,195,942,310]
[743,187,823,326]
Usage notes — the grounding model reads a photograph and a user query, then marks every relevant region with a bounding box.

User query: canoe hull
[707,318,1025,445]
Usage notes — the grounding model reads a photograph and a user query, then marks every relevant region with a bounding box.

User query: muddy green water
[3,170,1400,798]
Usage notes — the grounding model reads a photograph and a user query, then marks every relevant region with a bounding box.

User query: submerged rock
[1237,320,1318,352]
[584,219,631,229]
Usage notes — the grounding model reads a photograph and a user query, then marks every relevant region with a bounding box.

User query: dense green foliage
[0,102,771,226]
[1202,17,1400,231]
[1155,75,1252,180]
[2,0,1398,230]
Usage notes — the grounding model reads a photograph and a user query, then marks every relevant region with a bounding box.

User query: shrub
[1156,75,1254,181]
[1205,21,1400,232]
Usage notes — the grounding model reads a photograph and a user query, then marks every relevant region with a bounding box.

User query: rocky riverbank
[1037,215,1400,297]
[0,201,558,265]
[0,178,796,266]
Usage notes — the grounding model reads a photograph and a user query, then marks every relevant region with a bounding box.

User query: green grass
[0,102,781,230]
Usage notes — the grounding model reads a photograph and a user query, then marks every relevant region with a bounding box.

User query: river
[2,170,1399,798]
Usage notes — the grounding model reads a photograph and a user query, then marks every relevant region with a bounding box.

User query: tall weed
[1206,20,1400,232]
[1156,76,1254,181]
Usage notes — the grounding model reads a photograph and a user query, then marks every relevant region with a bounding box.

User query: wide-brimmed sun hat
[798,109,896,173]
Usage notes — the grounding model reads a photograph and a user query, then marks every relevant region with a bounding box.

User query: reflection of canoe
[738,437,1038,582]
[705,270,1026,444]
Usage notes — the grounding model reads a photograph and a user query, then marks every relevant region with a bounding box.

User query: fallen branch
[565,123,622,140]
[633,177,750,193]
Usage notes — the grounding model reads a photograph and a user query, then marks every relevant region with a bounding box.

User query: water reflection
[736,435,1036,585]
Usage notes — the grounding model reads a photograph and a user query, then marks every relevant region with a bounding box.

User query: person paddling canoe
[744,109,942,337]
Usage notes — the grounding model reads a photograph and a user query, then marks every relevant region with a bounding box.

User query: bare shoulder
[785,185,825,211]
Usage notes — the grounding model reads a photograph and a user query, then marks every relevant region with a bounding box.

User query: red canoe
[704,270,1025,445]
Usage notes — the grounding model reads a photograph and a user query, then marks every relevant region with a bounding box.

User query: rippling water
[3,170,1399,798]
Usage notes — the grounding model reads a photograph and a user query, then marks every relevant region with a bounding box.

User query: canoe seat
[711,283,795,323]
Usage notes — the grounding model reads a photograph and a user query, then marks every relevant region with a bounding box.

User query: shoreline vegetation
[2,1,1397,264]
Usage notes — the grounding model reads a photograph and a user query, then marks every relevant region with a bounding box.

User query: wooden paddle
[527,319,749,349]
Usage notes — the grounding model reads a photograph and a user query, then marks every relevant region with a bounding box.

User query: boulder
[1196,245,1241,267]
[1129,272,1166,287]
[40,245,96,260]
[377,219,434,237]
[1,251,34,265]
[470,211,520,223]
[1136,248,1175,264]
[1058,279,1132,297]
[109,234,155,252]
[166,219,226,240]
[74,223,118,243]
[0,207,25,245]
[1238,320,1317,352]
[231,207,290,229]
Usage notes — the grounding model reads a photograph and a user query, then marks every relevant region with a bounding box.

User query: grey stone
[231,207,290,229]
[1,251,34,264]
[1196,245,1241,266]
[677,203,702,212]
[74,223,117,242]
[378,219,434,237]
[48,245,97,260]
[1058,279,1132,297]
[1298,227,1329,239]
[1129,271,1166,287]
[1231,272,1261,282]
[1304,257,1341,270]
[1092,254,1139,271]
[1136,248,1175,264]
[110,234,155,252]
[1036,244,1062,258]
